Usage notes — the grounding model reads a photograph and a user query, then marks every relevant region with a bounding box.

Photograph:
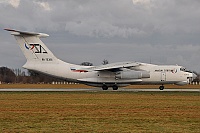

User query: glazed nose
[192,73,197,80]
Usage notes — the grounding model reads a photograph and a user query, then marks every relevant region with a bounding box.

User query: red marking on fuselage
[72,70,88,73]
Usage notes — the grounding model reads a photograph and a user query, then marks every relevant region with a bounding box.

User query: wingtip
[4,28,16,32]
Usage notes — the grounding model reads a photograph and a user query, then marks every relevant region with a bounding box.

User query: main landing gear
[102,85,108,90]
[102,85,118,90]
[159,85,164,90]
[112,85,118,90]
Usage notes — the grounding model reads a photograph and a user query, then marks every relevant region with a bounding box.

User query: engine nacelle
[115,71,150,79]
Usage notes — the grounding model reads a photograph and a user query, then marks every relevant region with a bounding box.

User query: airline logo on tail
[25,43,47,53]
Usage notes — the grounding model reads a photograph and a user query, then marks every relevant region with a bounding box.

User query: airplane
[4,28,197,90]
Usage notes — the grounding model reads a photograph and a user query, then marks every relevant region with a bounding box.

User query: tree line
[0,67,64,84]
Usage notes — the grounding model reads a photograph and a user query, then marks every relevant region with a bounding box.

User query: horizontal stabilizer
[4,28,49,38]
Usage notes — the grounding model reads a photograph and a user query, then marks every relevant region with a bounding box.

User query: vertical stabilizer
[5,29,58,63]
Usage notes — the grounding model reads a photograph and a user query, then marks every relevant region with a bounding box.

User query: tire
[159,86,164,90]
[112,85,118,90]
[102,85,108,90]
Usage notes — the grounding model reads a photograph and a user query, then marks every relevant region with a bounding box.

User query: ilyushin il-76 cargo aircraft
[5,29,197,90]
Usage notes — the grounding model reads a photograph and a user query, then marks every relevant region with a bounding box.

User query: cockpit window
[180,67,186,72]
[180,67,192,73]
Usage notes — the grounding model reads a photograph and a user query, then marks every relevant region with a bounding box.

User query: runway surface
[0,88,199,92]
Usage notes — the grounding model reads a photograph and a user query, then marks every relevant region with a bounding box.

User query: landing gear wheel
[159,85,164,90]
[112,85,118,90]
[102,85,108,90]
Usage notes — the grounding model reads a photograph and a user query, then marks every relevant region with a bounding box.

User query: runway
[0,88,199,92]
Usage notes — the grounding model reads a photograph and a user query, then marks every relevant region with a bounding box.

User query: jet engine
[115,71,150,79]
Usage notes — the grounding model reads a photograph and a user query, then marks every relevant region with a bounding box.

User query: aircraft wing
[85,62,141,72]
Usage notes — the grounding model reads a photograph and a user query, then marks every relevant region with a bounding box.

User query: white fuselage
[23,60,194,87]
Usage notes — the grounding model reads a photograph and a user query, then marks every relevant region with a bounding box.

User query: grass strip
[0,91,199,132]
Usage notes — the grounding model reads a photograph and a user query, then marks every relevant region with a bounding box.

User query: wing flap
[85,62,140,72]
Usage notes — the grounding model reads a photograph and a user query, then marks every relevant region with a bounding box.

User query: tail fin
[4,29,58,63]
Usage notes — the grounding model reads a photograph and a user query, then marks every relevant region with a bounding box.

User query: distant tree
[102,59,109,65]
[80,62,93,66]
[28,70,39,77]
[0,67,16,83]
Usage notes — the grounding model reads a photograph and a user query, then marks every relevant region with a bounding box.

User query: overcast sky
[0,0,200,72]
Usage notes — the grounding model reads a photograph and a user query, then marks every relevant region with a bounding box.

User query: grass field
[0,91,199,132]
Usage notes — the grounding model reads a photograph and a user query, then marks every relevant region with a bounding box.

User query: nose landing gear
[159,85,164,90]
